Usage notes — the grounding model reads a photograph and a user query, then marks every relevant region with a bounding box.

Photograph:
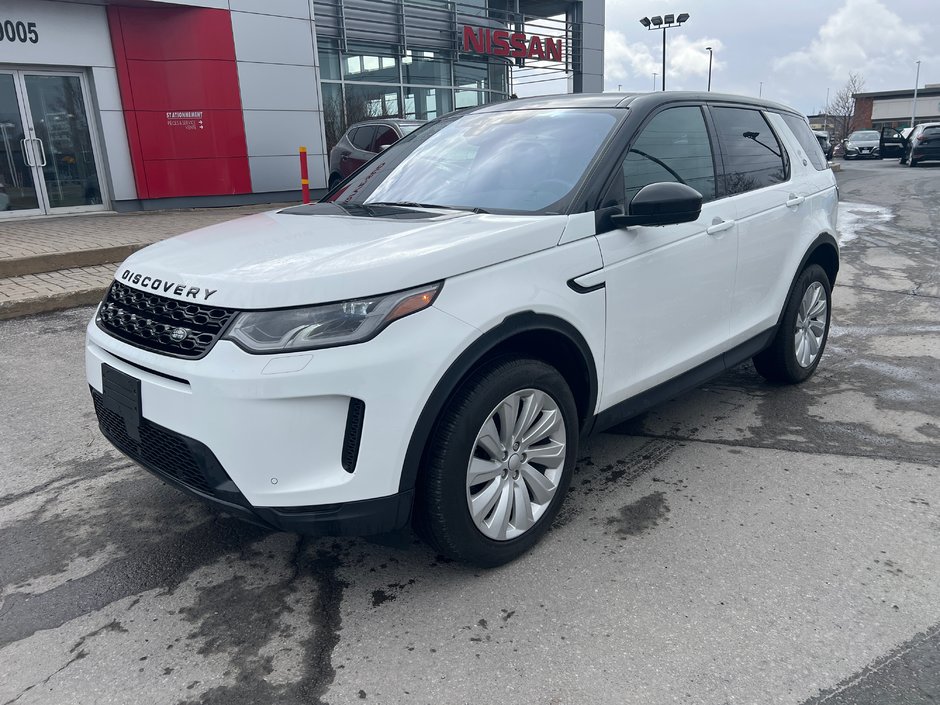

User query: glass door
[0,71,43,217]
[0,69,106,218]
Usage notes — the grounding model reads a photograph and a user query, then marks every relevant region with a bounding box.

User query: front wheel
[414,358,578,566]
[753,264,832,384]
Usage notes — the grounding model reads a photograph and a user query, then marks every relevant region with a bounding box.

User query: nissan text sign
[461,25,563,61]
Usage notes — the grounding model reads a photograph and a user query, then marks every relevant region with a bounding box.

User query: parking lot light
[639,11,690,91]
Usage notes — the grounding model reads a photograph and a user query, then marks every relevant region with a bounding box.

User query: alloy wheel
[794,282,828,368]
[466,389,566,541]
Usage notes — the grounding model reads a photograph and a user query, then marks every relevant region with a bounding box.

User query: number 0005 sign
[0,20,39,44]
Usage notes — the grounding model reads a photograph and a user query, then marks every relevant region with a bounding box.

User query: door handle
[20,138,34,167]
[706,218,735,235]
[786,194,805,207]
[32,138,47,167]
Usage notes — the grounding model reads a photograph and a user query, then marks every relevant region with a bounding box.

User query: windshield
[848,131,879,141]
[326,108,620,214]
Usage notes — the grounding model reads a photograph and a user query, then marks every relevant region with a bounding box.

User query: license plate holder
[101,363,142,441]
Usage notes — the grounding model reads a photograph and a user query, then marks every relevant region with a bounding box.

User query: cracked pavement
[1,159,938,704]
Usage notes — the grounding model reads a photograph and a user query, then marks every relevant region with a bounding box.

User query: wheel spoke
[513,391,544,441]
[520,463,556,505]
[476,418,504,460]
[511,481,535,532]
[470,478,502,522]
[524,439,566,469]
[807,329,820,358]
[808,318,826,337]
[808,296,827,319]
[467,457,502,486]
[487,482,514,539]
[795,332,807,367]
[521,409,559,447]
[496,395,520,447]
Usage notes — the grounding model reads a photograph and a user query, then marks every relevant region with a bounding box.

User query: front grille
[92,390,212,494]
[97,280,238,359]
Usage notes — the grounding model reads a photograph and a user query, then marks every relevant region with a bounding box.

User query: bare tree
[826,72,865,142]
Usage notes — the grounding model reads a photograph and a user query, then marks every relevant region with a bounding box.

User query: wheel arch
[398,311,598,493]
[774,232,839,329]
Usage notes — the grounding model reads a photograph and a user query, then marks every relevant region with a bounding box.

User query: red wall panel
[107,5,250,200]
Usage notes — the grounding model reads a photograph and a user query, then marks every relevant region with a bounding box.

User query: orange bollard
[299,146,310,203]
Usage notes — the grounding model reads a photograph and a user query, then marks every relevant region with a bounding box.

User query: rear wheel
[414,358,578,566]
[753,264,831,384]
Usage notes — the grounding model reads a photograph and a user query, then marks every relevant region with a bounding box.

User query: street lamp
[639,12,690,91]
[705,47,713,91]
[911,60,921,128]
[652,72,658,90]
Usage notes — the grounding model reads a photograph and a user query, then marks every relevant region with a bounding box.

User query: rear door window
[619,105,717,204]
[711,107,788,195]
[351,125,377,151]
[781,114,828,170]
[372,126,399,151]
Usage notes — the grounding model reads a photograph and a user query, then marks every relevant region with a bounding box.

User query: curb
[0,244,145,279]
[0,286,106,321]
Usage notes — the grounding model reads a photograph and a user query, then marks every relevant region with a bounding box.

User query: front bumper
[86,305,478,531]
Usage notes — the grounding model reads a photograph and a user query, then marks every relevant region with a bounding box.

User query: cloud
[774,0,921,79]
[605,29,724,90]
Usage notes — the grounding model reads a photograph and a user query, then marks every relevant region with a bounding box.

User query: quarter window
[620,106,717,204]
[711,107,788,194]
[780,113,827,171]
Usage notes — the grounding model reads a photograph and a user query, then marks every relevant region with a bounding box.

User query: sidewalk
[0,204,289,320]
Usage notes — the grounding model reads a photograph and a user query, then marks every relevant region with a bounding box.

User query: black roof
[476,91,802,116]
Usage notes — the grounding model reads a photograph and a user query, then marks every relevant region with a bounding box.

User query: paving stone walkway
[0,203,291,319]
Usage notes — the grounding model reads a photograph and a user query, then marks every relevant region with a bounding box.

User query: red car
[328,119,424,188]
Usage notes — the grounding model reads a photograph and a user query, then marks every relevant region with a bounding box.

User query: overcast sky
[515,0,939,115]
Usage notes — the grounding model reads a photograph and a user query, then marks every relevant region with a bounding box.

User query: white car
[87,92,838,566]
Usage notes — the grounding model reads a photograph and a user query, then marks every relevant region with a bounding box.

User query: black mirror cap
[611,182,703,228]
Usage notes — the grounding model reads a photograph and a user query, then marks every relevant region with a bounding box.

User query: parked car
[87,92,838,566]
[842,129,881,159]
[814,130,833,160]
[900,122,940,166]
[328,119,424,188]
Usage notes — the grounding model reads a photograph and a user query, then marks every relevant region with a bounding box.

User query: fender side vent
[341,398,366,473]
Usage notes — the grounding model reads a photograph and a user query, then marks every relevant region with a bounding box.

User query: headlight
[224,282,441,353]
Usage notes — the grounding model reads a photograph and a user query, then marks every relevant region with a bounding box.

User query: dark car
[814,130,833,160]
[901,122,940,166]
[328,119,424,187]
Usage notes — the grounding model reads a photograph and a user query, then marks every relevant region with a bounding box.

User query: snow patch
[837,201,894,245]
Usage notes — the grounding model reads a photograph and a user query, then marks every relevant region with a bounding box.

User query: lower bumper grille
[92,389,215,495]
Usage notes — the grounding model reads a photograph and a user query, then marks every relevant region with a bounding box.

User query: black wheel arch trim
[398,311,599,494]
[776,232,840,328]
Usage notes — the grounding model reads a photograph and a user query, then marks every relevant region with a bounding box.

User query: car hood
[115,206,568,309]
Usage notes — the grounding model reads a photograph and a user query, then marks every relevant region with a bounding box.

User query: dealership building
[0,0,603,218]
[853,85,940,131]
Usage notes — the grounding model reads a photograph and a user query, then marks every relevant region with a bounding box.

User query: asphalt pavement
[1,158,938,704]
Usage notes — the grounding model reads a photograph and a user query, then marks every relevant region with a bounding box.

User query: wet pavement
[1,159,938,704]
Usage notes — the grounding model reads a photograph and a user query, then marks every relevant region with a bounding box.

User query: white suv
[86,93,838,566]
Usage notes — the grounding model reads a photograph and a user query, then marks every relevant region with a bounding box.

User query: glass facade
[318,40,511,150]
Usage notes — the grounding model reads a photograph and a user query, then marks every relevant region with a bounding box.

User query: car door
[341,125,377,176]
[709,105,800,343]
[880,126,906,159]
[594,104,738,410]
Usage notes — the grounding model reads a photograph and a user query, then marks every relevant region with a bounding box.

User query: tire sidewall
[426,359,578,566]
[780,264,832,382]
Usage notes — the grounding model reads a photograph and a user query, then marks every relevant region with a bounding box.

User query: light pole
[759,81,763,97]
[639,13,690,91]
[824,87,830,134]
[705,47,713,91]
[652,72,658,90]
[911,60,921,128]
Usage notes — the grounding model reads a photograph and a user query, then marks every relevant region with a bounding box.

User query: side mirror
[608,182,703,228]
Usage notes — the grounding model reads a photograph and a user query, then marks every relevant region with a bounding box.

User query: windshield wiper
[367,201,489,214]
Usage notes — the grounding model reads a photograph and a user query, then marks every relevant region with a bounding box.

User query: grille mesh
[97,280,237,359]
[92,390,213,495]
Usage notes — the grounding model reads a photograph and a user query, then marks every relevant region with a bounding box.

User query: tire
[414,357,578,567]
[753,264,832,384]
